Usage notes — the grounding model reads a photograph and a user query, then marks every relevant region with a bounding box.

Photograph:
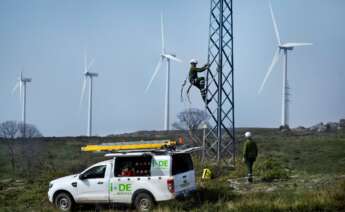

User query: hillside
[0,128,345,211]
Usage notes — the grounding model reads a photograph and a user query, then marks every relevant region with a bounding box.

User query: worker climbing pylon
[188,59,210,103]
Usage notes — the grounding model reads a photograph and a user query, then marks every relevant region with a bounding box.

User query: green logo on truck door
[152,160,168,169]
[109,183,132,195]
[119,183,131,192]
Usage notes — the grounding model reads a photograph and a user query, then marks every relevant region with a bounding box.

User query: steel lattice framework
[203,0,235,165]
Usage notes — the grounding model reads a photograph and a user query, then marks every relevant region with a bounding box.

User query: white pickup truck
[48,149,197,211]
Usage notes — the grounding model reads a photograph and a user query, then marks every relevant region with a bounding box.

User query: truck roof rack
[81,139,179,153]
[103,147,202,157]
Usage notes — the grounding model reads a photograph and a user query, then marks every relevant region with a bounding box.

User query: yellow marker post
[202,168,212,180]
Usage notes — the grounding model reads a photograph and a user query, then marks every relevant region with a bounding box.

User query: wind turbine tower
[145,14,182,131]
[259,2,312,128]
[81,53,98,136]
[13,72,32,138]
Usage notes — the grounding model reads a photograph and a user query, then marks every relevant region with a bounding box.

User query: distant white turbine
[13,71,31,138]
[145,14,182,131]
[258,1,312,127]
[80,51,98,137]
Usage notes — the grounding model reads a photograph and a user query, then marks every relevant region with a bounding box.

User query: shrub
[256,157,289,182]
[332,179,345,211]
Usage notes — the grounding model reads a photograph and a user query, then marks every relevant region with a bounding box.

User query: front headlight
[49,183,53,189]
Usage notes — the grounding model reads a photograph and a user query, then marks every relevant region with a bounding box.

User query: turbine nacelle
[13,72,31,101]
[84,72,98,77]
[161,53,182,63]
[161,53,176,57]
[21,78,32,83]
[279,45,294,51]
[16,72,31,83]
[279,43,312,50]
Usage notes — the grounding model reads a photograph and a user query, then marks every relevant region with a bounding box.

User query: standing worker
[189,59,210,103]
[243,131,258,183]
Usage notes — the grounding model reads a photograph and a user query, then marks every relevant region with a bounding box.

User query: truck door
[171,153,196,194]
[76,164,110,203]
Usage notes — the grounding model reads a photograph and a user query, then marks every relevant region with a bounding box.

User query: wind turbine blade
[145,58,163,92]
[19,80,22,102]
[87,58,95,71]
[269,1,281,45]
[80,77,87,107]
[258,48,281,94]
[164,54,183,63]
[19,71,23,101]
[161,13,165,54]
[84,50,87,73]
[12,82,20,94]
[282,42,313,48]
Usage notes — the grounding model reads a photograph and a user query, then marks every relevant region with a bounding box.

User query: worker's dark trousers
[245,159,255,182]
[191,77,206,101]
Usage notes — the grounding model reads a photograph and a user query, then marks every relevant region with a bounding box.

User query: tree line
[0,120,42,138]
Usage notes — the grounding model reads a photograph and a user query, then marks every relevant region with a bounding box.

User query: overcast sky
[0,0,344,136]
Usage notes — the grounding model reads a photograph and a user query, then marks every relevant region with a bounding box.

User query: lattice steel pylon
[203,0,235,166]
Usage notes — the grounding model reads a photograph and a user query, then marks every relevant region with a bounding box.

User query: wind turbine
[80,52,98,136]
[145,14,182,131]
[258,2,312,128]
[13,72,31,138]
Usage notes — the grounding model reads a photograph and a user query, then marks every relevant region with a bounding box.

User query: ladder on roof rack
[104,147,202,157]
[81,139,181,152]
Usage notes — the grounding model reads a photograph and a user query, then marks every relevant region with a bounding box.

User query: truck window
[82,165,106,179]
[150,156,170,176]
[172,154,193,175]
[114,156,152,177]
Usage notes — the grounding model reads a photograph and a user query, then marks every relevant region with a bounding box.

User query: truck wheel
[54,192,74,211]
[134,193,154,212]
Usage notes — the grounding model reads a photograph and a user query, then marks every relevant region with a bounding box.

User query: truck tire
[54,192,74,211]
[134,192,154,212]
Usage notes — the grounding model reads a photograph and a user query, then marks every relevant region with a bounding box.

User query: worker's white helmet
[244,131,252,138]
[190,59,198,64]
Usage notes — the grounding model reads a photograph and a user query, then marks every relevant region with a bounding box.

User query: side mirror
[79,174,86,180]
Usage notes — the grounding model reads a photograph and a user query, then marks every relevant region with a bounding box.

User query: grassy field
[0,129,345,211]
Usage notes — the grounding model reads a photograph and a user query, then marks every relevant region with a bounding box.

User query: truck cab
[48,148,197,211]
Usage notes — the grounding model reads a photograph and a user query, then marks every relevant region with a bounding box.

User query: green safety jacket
[189,65,208,81]
[243,138,258,161]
